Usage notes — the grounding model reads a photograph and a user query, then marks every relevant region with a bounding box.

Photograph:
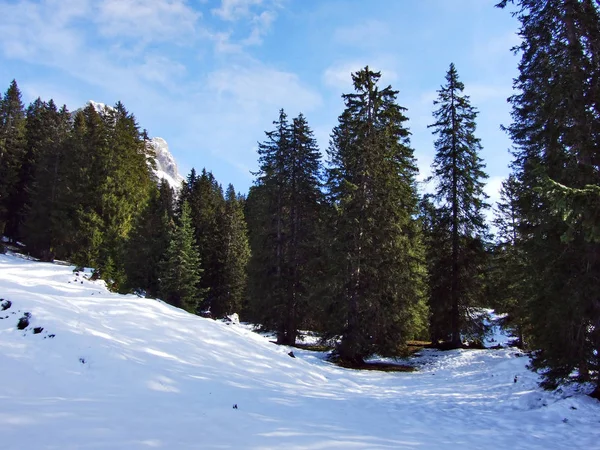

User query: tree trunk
[450,76,461,347]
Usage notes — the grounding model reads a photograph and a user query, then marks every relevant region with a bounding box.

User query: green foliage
[246,109,324,344]
[159,201,205,313]
[124,181,175,297]
[326,66,427,364]
[488,175,530,346]
[220,184,250,316]
[0,80,26,239]
[497,0,600,392]
[425,63,489,346]
[21,101,72,261]
[180,169,227,316]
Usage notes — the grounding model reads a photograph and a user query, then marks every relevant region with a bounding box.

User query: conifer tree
[65,102,154,286]
[124,180,175,297]
[0,80,26,246]
[497,0,600,396]
[489,175,530,346]
[426,63,489,347]
[219,184,250,316]
[5,98,46,242]
[21,101,71,261]
[247,110,323,344]
[247,110,290,335]
[159,201,204,313]
[183,169,227,316]
[326,67,427,364]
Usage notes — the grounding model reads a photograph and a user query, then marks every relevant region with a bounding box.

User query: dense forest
[0,0,598,397]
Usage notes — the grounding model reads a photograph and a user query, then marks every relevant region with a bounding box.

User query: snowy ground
[0,253,598,449]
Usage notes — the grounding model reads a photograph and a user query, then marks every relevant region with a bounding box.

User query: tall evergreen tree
[326,67,427,364]
[0,80,26,247]
[247,110,323,344]
[183,169,227,316]
[21,101,72,260]
[426,63,489,347]
[124,180,175,297]
[489,175,530,346]
[219,184,250,316]
[159,201,204,313]
[247,110,290,335]
[5,98,45,242]
[64,102,154,285]
[497,0,600,396]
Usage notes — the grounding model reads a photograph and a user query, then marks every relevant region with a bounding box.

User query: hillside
[0,253,597,450]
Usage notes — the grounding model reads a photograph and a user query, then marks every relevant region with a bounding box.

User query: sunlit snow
[0,254,597,449]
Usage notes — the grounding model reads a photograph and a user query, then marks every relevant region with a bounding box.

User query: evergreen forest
[0,0,598,399]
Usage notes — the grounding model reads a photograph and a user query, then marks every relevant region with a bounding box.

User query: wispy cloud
[211,0,281,50]
[323,59,399,92]
[95,0,201,44]
[212,0,263,21]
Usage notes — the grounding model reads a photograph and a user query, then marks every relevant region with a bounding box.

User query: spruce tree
[5,98,46,242]
[246,110,290,336]
[497,0,600,395]
[326,67,427,364]
[21,101,72,261]
[219,184,250,316]
[426,63,489,347]
[0,80,26,245]
[183,169,227,316]
[489,175,530,346]
[159,201,204,313]
[124,180,175,297]
[247,110,323,344]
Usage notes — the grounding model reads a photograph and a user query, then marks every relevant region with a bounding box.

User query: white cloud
[95,0,201,44]
[211,0,280,51]
[212,0,263,21]
[207,63,322,113]
[323,60,398,92]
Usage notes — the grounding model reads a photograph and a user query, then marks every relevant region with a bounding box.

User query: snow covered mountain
[83,101,184,190]
[148,137,184,190]
[0,252,598,449]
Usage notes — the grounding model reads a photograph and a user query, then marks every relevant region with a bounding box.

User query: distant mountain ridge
[84,101,184,190]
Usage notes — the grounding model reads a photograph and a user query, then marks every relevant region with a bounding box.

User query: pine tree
[0,80,26,246]
[183,169,227,316]
[124,180,175,297]
[326,67,427,364]
[97,102,154,288]
[219,184,250,316]
[64,102,154,286]
[68,105,109,268]
[426,63,489,347]
[489,175,530,346]
[5,98,45,242]
[159,201,204,313]
[247,110,290,336]
[21,101,71,261]
[497,0,600,396]
[247,110,324,344]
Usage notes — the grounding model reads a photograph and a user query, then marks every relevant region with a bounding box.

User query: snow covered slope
[0,253,597,450]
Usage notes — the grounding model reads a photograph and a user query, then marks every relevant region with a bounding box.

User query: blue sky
[0,0,520,205]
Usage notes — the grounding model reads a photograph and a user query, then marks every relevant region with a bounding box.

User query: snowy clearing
[0,253,597,449]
